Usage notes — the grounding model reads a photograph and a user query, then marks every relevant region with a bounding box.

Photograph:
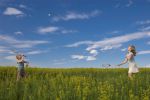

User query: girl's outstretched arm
[117,58,128,66]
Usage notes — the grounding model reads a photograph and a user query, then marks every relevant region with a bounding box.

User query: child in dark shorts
[16,54,29,81]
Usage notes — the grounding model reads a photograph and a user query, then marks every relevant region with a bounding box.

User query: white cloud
[52,10,101,22]
[14,31,23,35]
[86,31,150,51]
[3,7,24,16]
[48,13,52,17]
[0,35,49,49]
[38,26,59,34]
[71,55,96,61]
[71,49,98,61]
[0,48,10,53]
[71,55,86,60]
[89,49,98,56]
[121,48,127,52]
[19,4,27,9]
[141,26,150,31]
[14,40,49,48]
[0,35,18,43]
[138,50,150,55]
[136,20,150,31]
[65,41,94,47]
[67,31,150,61]
[100,44,122,51]
[136,20,150,25]
[0,46,7,49]
[37,26,76,35]
[4,55,16,61]
[0,46,9,54]
[66,31,150,51]
[86,56,96,61]
[13,44,33,48]
[126,0,133,7]
[27,50,47,55]
[109,30,120,34]
[114,0,133,8]
[61,30,77,34]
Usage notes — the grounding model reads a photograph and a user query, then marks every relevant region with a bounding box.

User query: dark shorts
[18,69,25,77]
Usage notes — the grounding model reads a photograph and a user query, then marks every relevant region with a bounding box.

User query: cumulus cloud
[71,55,86,60]
[86,56,96,61]
[89,49,98,56]
[52,10,101,22]
[3,7,24,16]
[71,55,97,61]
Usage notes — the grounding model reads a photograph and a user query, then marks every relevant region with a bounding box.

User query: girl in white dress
[118,45,139,78]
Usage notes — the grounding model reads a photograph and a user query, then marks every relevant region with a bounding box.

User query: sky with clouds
[0,0,150,68]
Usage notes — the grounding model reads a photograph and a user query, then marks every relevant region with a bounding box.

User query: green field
[0,67,150,100]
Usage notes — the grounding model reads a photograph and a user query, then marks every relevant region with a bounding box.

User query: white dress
[127,52,139,73]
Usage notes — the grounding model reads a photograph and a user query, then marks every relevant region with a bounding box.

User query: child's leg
[20,69,24,78]
[128,73,132,78]
[17,71,21,81]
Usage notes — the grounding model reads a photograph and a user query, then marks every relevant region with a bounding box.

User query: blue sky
[0,0,150,68]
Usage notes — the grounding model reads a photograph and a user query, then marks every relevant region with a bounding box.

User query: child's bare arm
[117,58,128,66]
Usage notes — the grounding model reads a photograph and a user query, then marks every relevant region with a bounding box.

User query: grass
[0,67,150,100]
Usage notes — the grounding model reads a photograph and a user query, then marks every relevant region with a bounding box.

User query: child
[118,45,139,78]
[16,54,29,81]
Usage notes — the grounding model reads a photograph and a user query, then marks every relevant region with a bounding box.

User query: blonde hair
[129,45,136,56]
